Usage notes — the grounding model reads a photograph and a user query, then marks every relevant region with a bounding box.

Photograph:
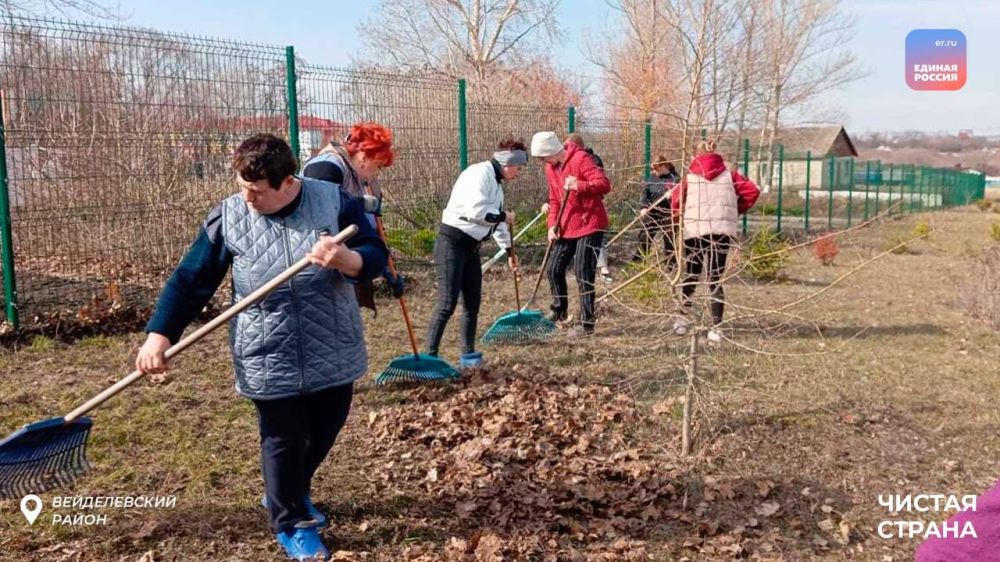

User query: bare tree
[595,0,761,163]
[587,0,677,122]
[361,0,561,82]
[0,0,117,18]
[756,0,861,188]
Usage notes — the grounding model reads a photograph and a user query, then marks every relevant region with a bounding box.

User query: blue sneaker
[276,525,329,561]
[261,495,328,528]
[459,351,483,369]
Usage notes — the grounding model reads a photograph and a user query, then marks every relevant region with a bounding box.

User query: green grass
[28,335,55,351]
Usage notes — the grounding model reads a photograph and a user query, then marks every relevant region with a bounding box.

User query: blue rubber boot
[459,351,484,370]
[276,525,329,561]
[261,495,328,528]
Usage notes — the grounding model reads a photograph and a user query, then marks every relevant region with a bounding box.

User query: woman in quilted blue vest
[134,134,388,561]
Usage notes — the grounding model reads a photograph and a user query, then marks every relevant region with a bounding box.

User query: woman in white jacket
[425,138,526,368]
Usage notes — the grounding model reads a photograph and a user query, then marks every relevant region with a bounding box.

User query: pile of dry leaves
[364,367,675,560]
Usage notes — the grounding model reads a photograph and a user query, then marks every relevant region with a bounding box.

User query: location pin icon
[20,494,42,525]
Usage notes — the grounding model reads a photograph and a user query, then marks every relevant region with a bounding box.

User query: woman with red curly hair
[301,123,402,312]
[302,122,394,199]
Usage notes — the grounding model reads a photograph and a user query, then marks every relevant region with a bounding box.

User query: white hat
[530,131,562,158]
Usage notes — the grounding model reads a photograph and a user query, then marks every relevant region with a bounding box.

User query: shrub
[744,227,789,280]
[621,258,664,303]
[991,222,1000,242]
[385,227,437,257]
[977,199,993,212]
[813,236,839,266]
[913,219,932,238]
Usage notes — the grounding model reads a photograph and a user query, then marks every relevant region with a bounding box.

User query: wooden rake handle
[63,224,360,422]
[365,186,422,359]
[507,219,521,311]
[596,256,668,305]
[604,189,672,250]
[482,209,545,273]
[524,188,571,310]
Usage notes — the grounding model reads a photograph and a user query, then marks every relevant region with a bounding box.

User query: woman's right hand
[540,203,549,214]
[136,333,171,374]
[548,226,559,242]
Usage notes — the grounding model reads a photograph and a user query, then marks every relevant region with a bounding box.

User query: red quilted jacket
[545,143,611,239]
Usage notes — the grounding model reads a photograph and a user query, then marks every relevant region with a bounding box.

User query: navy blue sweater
[146,182,388,343]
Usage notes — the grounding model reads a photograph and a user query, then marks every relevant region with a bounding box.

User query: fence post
[742,138,750,236]
[0,94,18,329]
[863,160,871,220]
[935,169,941,209]
[907,165,914,214]
[567,106,575,133]
[284,46,300,163]
[908,165,915,213]
[804,150,811,233]
[920,168,927,212]
[643,119,652,181]
[887,163,894,213]
[776,144,784,233]
[458,79,468,172]
[847,157,855,227]
[827,156,835,230]
[874,160,881,216]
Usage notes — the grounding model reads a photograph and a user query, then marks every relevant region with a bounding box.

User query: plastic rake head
[0,417,92,500]
[374,353,460,385]
[480,309,556,345]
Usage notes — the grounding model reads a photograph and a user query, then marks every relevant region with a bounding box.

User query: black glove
[386,271,405,298]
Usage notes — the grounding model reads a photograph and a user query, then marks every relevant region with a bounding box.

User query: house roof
[773,125,858,158]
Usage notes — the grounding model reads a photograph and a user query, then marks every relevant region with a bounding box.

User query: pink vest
[682,170,739,240]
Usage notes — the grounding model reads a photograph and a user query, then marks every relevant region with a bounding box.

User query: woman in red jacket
[530,131,611,335]
[671,140,760,343]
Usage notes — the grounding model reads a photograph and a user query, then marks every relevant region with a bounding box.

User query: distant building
[767,125,859,190]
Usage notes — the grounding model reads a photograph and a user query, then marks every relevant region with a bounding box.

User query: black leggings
[680,235,732,325]
[548,231,604,329]
[425,227,482,355]
[253,382,354,533]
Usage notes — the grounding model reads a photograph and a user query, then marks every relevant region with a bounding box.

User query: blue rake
[366,188,460,386]
[480,220,556,345]
[0,225,359,499]
[481,308,555,344]
[0,418,92,500]
[375,353,459,385]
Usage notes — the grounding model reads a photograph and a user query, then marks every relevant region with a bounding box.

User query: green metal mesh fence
[0,16,988,329]
[0,17,288,324]
[295,65,458,259]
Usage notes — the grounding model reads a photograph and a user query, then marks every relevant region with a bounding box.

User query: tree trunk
[682,331,698,455]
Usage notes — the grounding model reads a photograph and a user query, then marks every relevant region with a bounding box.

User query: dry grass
[1,209,999,561]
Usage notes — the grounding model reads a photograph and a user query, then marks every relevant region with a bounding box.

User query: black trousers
[680,235,732,325]
[425,226,482,355]
[252,382,354,533]
[633,211,676,263]
[548,231,604,329]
